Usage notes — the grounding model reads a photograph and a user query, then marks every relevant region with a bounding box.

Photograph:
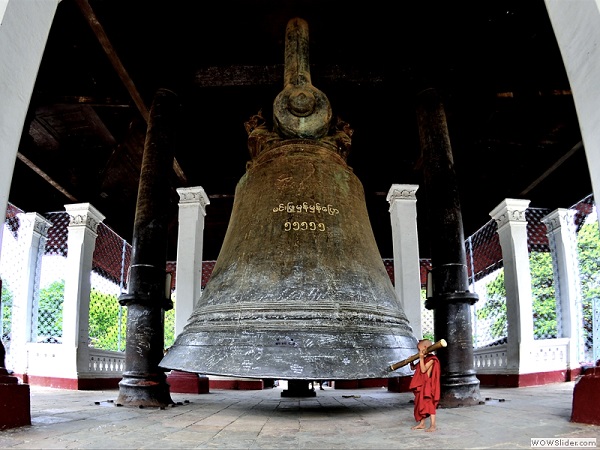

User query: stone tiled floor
[0,381,599,449]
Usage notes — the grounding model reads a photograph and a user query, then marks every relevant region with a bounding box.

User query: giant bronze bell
[160,18,417,381]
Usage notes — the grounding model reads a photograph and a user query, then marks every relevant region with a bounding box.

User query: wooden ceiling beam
[193,64,386,87]
[16,152,79,202]
[73,0,188,185]
[73,0,149,123]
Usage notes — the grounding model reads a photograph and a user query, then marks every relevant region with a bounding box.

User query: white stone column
[386,184,421,339]
[7,212,52,373]
[62,203,105,375]
[0,0,58,250]
[174,187,210,336]
[489,198,535,373]
[542,208,583,369]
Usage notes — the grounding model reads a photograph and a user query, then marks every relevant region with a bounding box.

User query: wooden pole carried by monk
[388,339,447,371]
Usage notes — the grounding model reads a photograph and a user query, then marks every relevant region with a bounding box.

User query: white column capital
[489,198,531,231]
[177,186,210,212]
[64,203,105,233]
[386,184,419,205]
[18,212,53,237]
[541,208,574,233]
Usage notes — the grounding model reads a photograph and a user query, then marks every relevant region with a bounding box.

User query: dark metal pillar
[116,88,180,407]
[417,87,482,408]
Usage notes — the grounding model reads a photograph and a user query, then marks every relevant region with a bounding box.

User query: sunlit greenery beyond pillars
[477,220,598,357]
[1,280,175,352]
[87,290,176,351]
[1,221,597,355]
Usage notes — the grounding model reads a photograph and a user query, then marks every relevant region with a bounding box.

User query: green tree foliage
[22,276,174,352]
[88,288,175,352]
[476,216,599,348]
[476,269,507,339]
[164,305,175,349]
[37,280,65,339]
[89,289,126,351]
[530,251,557,339]
[1,279,12,338]
[577,220,600,351]
[477,254,557,340]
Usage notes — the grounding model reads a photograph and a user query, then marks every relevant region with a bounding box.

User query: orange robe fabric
[408,354,440,422]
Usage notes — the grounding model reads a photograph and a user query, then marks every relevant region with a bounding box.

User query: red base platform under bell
[166,370,210,394]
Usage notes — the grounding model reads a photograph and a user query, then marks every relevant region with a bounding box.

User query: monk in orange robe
[409,339,441,432]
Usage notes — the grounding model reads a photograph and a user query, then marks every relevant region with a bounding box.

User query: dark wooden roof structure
[9,0,591,262]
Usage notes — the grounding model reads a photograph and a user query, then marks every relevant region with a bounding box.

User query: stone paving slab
[0,381,598,449]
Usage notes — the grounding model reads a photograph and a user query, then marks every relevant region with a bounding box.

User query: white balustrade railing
[526,338,570,371]
[88,348,125,374]
[474,343,508,372]
[21,343,125,379]
[474,338,570,374]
